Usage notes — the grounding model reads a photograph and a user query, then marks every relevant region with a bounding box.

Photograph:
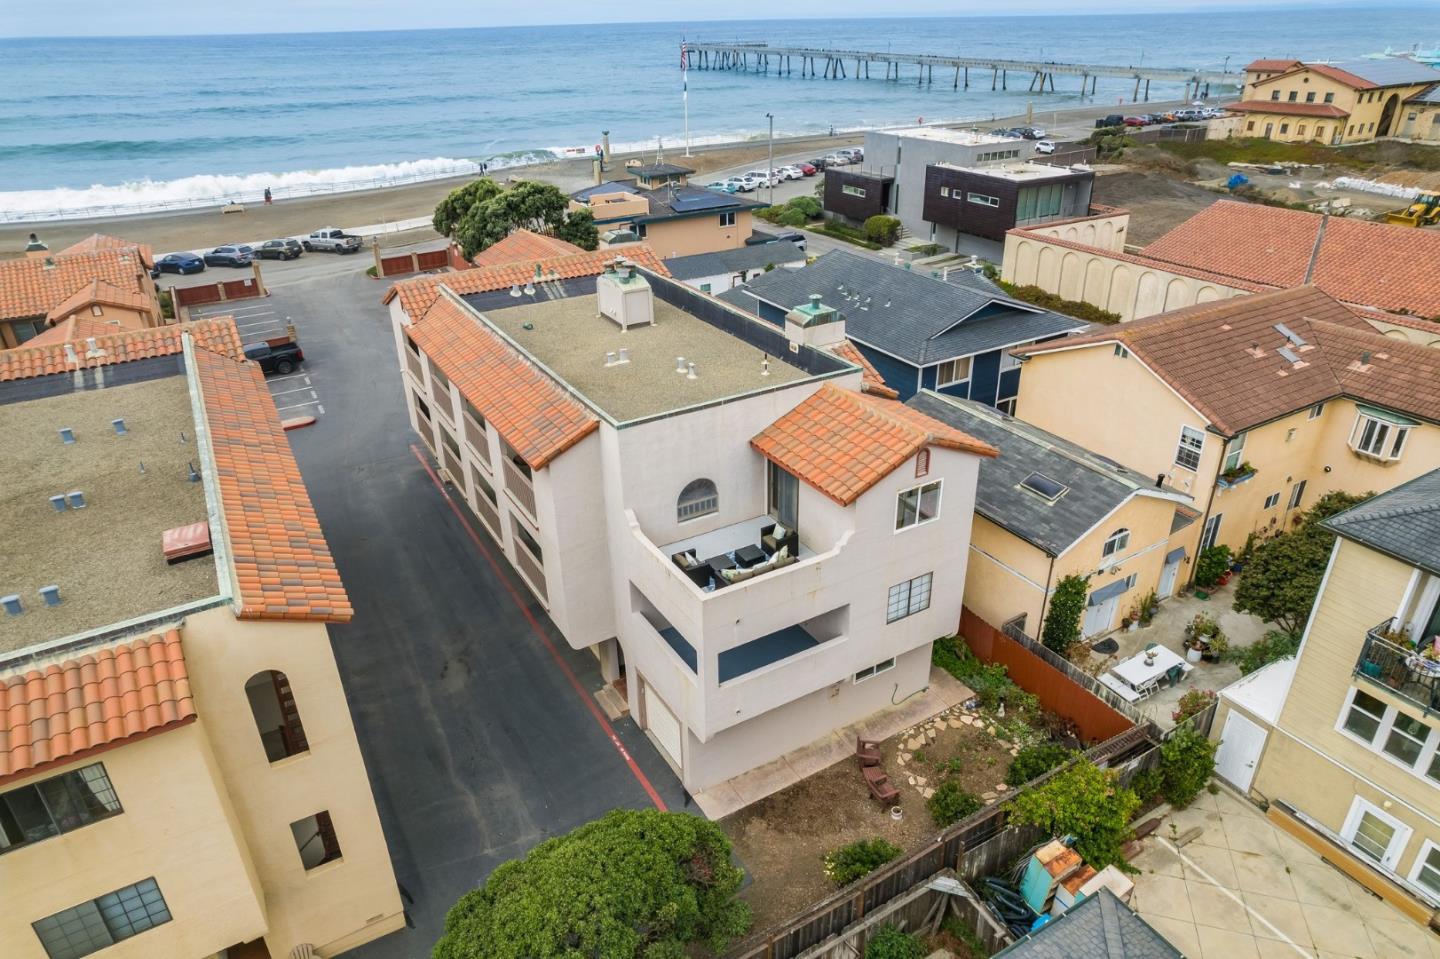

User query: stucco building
[0,321,401,959]
[1210,470,1440,927]
[907,392,1197,641]
[1011,286,1440,575]
[1231,57,1440,143]
[385,249,997,792]
[0,233,161,348]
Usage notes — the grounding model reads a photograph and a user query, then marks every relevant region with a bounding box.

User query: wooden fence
[375,245,452,278]
[724,723,1157,959]
[174,264,267,311]
[959,607,1141,741]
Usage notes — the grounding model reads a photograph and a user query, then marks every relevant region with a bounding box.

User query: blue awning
[1088,578,1130,606]
[1165,546,1187,564]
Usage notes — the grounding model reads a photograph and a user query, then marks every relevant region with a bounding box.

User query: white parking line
[269,386,317,398]
[225,309,276,318]
[1157,838,1316,958]
[266,373,312,385]
[275,399,322,412]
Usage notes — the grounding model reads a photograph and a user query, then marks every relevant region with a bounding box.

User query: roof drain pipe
[1032,553,1058,646]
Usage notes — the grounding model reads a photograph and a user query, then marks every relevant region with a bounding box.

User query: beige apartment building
[1231,57,1440,143]
[1012,286,1440,575]
[0,321,400,959]
[0,233,161,348]
[569,162,768,259]
[1210,470,1440,926]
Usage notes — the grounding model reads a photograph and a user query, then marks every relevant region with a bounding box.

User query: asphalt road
[264,268,688,958]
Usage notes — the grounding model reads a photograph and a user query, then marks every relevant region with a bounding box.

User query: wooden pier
[684,42,1239,102]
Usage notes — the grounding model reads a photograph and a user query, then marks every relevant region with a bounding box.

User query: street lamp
[766,113,775,206]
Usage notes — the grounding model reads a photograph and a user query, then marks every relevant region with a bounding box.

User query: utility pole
[766,112,775,206]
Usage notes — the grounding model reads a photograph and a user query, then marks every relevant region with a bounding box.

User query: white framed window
[1341,797,1411,869]
[1175,425,1205,472]
[1222,431,1247,473]
[1113,344,1129,358]
[1385,711,1429,767]
[1341,687,1387,743]
[967,192,1000,207]
[1288,479,1307,510]
[1336,686,1440,789]
[1409,840,1440,898]
[887,573,933,623]
[1263,492,1281,509]
[854,657,897,683]
[719,212,736,227]
[1350,410,1411,462]
[939,187,950,197]
[895,480,942,531]
[996,397,1017,416]
[999,351,1022,373]
[1123,572,1138,591]
[841,185,867,198]
[1200,513,1222,551]
[935,356,972,387]
[1101,528,1130,559]
[1308,402,1325,420]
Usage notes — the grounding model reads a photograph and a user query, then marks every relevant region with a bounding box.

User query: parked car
[724,176,753,192]
[203,244,254,267]
[822,153,850,166]
[768,230,808,253]
[778,165,805,180]
[1095,113,1126,128]
[256,238,303,260]
[243,336,305,376]
[303,227,362,254]
[1034,140,1056,155]
[151,252,205,276]
[839,147,863,160]
[797,162,817,176]
[707,180,738,193]
[1123,116,1150,127]
[807,157,830,171]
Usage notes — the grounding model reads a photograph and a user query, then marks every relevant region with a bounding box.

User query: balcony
[502,455,537,520]
[462,413,490,466]
[658,515,817,593]
[404,347,424,385]
[513,540,547,603]
[1356,621,1440,715]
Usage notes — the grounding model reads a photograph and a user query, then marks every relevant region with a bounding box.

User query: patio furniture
[856,737,882,767]
[761,522,798,556]
[682,564,713,589]
[735,544,767,568]
[1164,663,1185,687]
[1110,646,1186,699]
[862,765,899,803]
[671,549,698,569]
[705,554,736,575]
[1099,673,1142,703]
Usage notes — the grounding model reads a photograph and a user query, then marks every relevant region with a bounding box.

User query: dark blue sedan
[152,252,206,277]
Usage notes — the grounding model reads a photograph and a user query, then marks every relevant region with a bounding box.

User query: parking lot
[189,296,324,418]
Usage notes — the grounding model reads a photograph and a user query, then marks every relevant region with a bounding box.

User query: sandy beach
[1,99,1195,257]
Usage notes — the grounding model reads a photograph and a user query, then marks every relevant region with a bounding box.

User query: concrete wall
[1001,230,1253,322]
[1011,208,1130,253]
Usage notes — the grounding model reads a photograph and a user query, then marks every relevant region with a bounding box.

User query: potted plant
[1137,590,1159,627]
[1207,630,1230,662]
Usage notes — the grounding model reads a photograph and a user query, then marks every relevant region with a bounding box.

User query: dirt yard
[1090,170,1226,245]
[722,703,1029,933]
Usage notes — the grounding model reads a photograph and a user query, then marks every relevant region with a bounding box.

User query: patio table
[1110,646,1188,694]
[1099,673,1143,703]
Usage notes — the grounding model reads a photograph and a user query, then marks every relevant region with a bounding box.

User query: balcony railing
[473,489,501,538]
[1356,620,1440,715]
[463,414,490,466]
[513,543,547,602]
[502,457,537,519]
[404,348,424,384]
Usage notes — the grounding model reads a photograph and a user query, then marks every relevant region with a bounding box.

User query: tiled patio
[1130,786,1440,959]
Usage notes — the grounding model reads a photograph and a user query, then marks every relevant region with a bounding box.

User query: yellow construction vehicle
[1385,192,1440,227]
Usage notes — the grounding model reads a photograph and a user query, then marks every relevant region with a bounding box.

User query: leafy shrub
[1005,760,1140,869]
[863,214,901,245]
[432,809,750,958]
[1006,742,1072,786]
[158,289,175,319]
[820,222,883,250]
[1043,575,1089,655]
[865,925,924,959]
[1238,630,1301,675]
[931,637,1038,714]
[1157,726,1217,807]
[1171,688,1216,725]
[995,280,1122,325]
[790,195,822,217]
[823,838,902,887]
[1129,767,1164,803]
[1194,545,1232,588]
[908,242,946,256]
[777,207,808,227]
[927,780,983,826]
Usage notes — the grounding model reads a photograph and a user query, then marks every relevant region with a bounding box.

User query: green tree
[1004,760,1140,869]
[432,809,750,959]
[433,178,502,238]
[435,178,599,259]
[555,206,599,250]
[1156,727,1217,808]
[1006,742,1072,787]
[1042,574,1089,655]
[1233,490,1373,634]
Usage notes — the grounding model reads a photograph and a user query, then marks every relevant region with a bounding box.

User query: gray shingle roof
[569,181,766,223]
[628,162,696,178]
[1323,468,1440,576]
[734,249,1084,364]
[664,242,807,281]
[994,888,1184,959]
[1326,58,1440,87]
[1409,82,1440,104]
[907,391,1185,556]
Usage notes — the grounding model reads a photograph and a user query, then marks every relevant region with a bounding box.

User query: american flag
[680,41,689,71]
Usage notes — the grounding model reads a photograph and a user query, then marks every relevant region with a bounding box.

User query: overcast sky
[0,1,1402,39]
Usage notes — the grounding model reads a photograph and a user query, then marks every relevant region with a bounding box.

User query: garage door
[643,680,683,770]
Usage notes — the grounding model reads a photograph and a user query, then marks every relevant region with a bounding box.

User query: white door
[1158,556,1181,599]
[1083,596,1118,638]
[1215,710,1268,792]
[642,680,683,770]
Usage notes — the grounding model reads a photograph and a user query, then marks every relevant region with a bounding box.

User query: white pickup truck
[302,227,363,254]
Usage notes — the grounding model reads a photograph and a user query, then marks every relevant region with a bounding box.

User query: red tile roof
[1141,200,1440,316]
[1014,286,1440,434]
[1225,100,1350,119]
[830,340,899,399]
[0,248,154,323]
[1245,59,1303,73]
[0,318,243,382]
[59,233,155,269]
[407,292,598,470]
[383,246,669,315]
[470,229,583,268]
[1305,62,1381,90]
[0,631,195,786]
[751,384,997,506]
[46,277,158,324]
[193,344,353,622]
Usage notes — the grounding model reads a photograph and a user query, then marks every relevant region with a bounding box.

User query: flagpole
[682,39,692,157]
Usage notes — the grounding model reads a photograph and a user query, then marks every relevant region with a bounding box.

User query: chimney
[596,260,656,330]
[24,232,49,258]
[783,293,846,350]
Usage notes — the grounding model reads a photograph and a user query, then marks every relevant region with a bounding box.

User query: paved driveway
[1130,787,1439,959]
[266,272,687,958]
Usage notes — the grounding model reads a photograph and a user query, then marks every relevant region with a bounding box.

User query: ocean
[0,7,1428,219]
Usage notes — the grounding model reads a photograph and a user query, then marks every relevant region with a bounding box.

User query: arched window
[677,478,719,522]
[1102,528,1130,559]
[245,670,309,762]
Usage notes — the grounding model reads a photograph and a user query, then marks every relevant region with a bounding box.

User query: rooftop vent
[49,494,67,513]
[39,585,61,607]
[64,343,79,365]
[675,356,686,373]
[66,490,86,509]
[1019,471,1068,503]
[112,418,127,435]
[2,595,21,616]
[1274,322,1306,348]
[597,261,655,330]
[686,362,698,380]
[84,336,106,360]
[59,427,76,444]
[24,232,48,254]
[187,461,201,482]
[42,256,56,270]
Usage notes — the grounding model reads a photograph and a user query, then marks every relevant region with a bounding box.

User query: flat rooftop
[479,291,810,422]
[0,373,219,655]
[879,126,1012,146]
[935,161,1086,181]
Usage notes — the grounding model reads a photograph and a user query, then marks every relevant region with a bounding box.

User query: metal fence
[994,614,1150,726]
